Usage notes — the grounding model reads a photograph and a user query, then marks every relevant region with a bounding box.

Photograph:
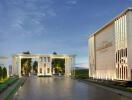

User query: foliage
[75,69,89,75]
[21,51,32,75]
[0,66,3,81]
[2,67,7,79]
[52,59,65,74]
[21,58,32,75]
[0,76,19,92]
[33,61,38,73]
[74,69,89,78]
[23,51,30,54]
[0,66,7,81]
[53,52,57,55]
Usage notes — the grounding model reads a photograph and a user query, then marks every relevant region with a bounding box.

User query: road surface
[11,76,132,100]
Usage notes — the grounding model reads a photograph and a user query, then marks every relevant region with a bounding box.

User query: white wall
[94,23,116,79]
[126,11,132,80]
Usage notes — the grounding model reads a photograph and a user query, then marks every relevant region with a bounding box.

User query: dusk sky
[0,0,132,67]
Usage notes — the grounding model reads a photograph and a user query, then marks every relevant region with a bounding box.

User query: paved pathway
[11,76,132,100]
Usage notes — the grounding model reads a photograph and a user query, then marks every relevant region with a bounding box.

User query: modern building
[88,8,132,81]
[12,53,75,77]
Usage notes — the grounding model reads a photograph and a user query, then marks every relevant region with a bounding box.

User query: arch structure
[12,54,75,77]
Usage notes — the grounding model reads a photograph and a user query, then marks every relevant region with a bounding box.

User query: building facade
[12,54,75,77]
[88,8,132,81]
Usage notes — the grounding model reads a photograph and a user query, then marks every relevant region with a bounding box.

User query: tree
[0,66,3,81]
[53,52,57,55]
[21,51,32,75]
[33,61,38,73]
[23,51,30,54]
[21,58,31,75]
[2,67,7,79]
[52,59,65,74]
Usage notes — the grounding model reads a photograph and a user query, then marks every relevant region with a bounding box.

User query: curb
[4,77,26,100]
[77,79,132,99]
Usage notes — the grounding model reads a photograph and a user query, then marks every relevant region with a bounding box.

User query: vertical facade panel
[115,14,128,80]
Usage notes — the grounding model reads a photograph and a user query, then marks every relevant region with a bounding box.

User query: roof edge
[88,7,132,39]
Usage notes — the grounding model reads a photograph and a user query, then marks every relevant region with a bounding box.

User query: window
[44,63,46,67]
[125,48,127,57]
[116,52,117,63]
[47,57,50,62]
[47,68,50,73]
[40,68,42,73]
[44,57,46,62]
[40,57,43,62]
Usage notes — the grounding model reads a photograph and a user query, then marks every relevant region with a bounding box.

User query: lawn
[74,69,89,79]
[0,76,19,92]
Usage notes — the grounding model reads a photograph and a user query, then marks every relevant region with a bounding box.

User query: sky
[0,0,132,67]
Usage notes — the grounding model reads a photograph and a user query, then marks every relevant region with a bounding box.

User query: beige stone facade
[12,54,75,77]
[89,8,132,80]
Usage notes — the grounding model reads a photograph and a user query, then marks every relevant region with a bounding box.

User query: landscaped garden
[73,69,89,79]
[0,66,19,93]
[0,66,8,83]
[0,76,19,93]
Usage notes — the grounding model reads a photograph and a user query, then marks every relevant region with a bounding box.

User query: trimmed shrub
[2,67,7,79]
[0,66,3,81]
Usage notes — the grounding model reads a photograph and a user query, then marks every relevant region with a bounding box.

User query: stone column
[12,56,17,75]
[65,57,71,77]
[71,56,75,77]
[18,57,21,77]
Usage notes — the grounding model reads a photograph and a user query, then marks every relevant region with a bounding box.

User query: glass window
[44,57,46,62]
[48,57,50,62]
[47,68,50,73]
[40,57,43,62]
[40,68,42,73]
[44,63,46,67]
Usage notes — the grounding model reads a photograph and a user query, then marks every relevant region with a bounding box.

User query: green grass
[127,87,132,91]
[0,76,19,92]
[74,69,89,79]
[4,78,25,100]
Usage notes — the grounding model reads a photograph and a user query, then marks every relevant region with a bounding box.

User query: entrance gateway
[12,53,75,77]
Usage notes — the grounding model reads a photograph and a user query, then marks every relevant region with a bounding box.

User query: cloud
[47,9,57,17]
[67,0,78,5]
[0,0,57,39]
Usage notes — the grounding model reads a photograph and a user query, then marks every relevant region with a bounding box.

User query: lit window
[47,68,50,73]
[40,68,42,73]
[40,57,43,62]
[44,63,46,67]
[48,57,50,62]
[44,57,46,62]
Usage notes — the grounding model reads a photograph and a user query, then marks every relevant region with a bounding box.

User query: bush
[2,67,7,80]
[74,69,89,78]
[0,66,3,81]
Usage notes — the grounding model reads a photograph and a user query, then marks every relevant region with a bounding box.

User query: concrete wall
[88,36,96,77]
[126,11,132,80]
[94,23,116,79]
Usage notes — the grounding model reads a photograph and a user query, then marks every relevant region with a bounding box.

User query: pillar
[18,57,21,77]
